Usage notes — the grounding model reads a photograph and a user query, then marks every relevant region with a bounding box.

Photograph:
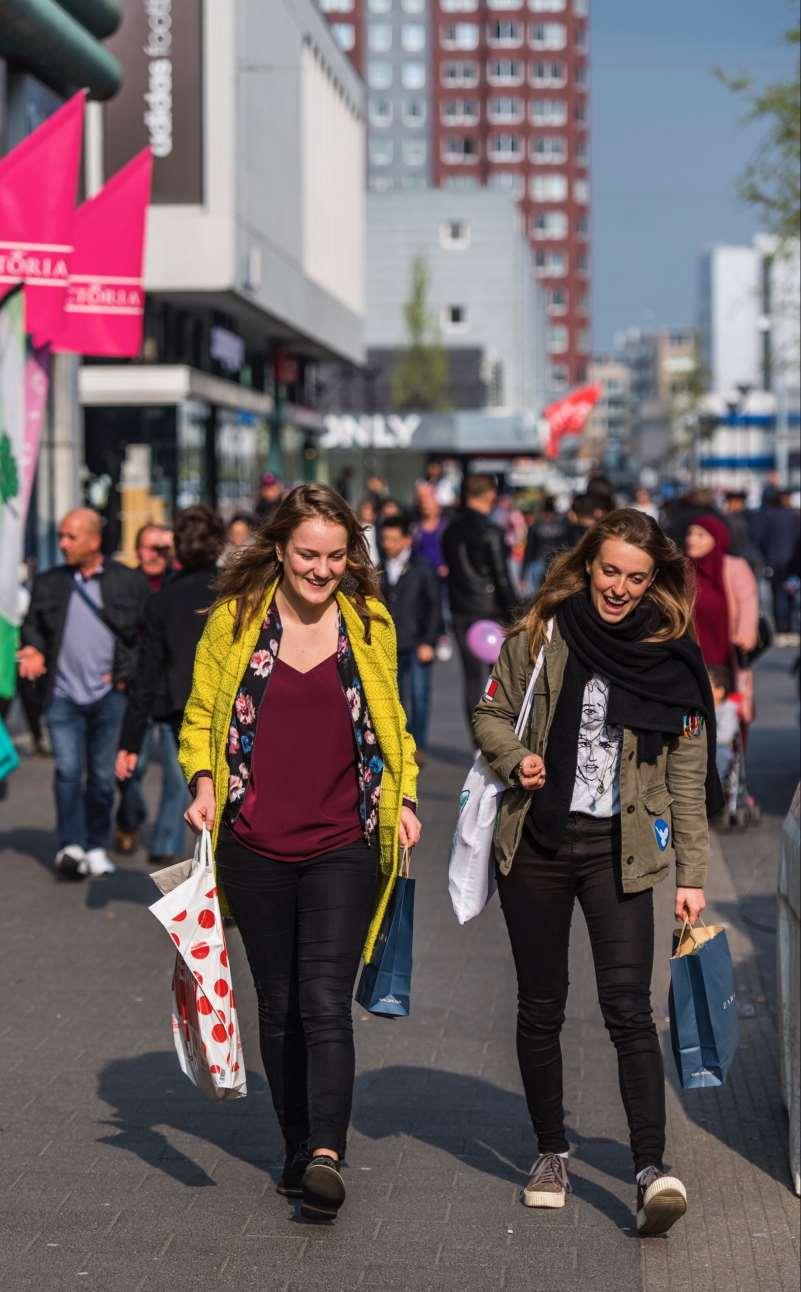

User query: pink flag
[543,384,603,459]
[52,149,152,358]
[0,91,85,345]
[21,345,51,525]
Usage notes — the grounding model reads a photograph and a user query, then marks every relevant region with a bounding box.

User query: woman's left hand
[675,887,706,925]
[399,806,422,849]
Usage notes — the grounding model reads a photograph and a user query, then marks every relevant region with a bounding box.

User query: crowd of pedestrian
[4,461,799,1234]
[9,465,799,877]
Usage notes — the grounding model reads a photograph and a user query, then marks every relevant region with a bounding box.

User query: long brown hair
[516,507,695,658]
[212,483,381,640]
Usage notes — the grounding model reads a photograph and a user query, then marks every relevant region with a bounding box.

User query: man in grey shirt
[19,509,148,878]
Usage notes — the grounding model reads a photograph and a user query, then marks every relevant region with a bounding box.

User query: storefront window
[215,410,269,521]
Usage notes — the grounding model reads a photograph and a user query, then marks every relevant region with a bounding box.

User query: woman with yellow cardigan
[179,483,420,1221]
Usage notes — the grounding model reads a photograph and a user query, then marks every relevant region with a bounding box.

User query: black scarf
[527,590,723,851]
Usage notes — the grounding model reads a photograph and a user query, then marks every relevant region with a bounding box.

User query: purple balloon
[466,619,505,665]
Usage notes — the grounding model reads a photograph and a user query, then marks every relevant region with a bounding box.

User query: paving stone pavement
[0,650,798,1292]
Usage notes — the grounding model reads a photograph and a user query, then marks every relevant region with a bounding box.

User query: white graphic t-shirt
[570,675,623,817]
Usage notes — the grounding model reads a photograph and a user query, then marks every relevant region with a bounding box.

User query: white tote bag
[448,623,551,924]
[149,829,247,1101]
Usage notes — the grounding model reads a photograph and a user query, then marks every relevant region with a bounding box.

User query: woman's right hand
[185,777,216,835]
[516,754,546,790]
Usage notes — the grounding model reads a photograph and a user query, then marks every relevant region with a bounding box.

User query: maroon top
[232,654,363,861]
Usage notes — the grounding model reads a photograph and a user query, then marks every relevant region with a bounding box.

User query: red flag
[543,384,603,459]
[0,91,85,345]
[53,149,153,358]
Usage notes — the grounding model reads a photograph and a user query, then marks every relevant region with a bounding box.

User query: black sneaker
[276,1144,311,1199]
[636,1166,687,1236]
[300,1154,346,1220]
[521,1153,570,1209]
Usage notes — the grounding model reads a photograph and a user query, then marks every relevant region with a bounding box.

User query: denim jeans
[216,829,379,1157]
[498,812,666,1174]
[117,720,189,856]
[46,690,127,851]
[397,650,432,751]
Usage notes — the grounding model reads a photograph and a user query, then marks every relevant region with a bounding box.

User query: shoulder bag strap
[71,575,124,642]
[513,619,553,739]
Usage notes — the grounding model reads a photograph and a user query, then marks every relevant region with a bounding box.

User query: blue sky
[591,0,795,348]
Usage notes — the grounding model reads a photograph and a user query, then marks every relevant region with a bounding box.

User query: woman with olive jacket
[472,508,722,1238]
[179,484,421,1221]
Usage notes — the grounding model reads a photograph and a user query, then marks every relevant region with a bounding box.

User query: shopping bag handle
[399,846,412,879]
[678,915,709,946]
[195,826,214,872]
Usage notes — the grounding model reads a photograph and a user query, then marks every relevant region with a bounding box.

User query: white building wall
[704,244,762,397]
[143,0,235,291]
[770,240,801,389]
[140,0,366,364]
[366,190,548,412]
[301,44,365,317]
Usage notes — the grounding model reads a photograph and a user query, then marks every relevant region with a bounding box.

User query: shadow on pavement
[1,826,157,907]
[95,1053,638,1229]
[352,1064,636,1228]
[96,1050,276,1187]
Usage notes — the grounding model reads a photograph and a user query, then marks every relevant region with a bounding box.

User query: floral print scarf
[223,600,384,841]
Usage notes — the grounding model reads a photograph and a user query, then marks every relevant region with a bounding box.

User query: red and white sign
[543,384,603,459]
[0,91,85,346]
[53,149,153,358]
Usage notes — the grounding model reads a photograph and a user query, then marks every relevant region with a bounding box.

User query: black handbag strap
[71,575,124,642]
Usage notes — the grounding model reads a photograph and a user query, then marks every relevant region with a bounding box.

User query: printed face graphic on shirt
[574,677,623,805]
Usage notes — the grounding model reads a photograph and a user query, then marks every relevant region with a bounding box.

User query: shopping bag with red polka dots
[149,829,247,1101]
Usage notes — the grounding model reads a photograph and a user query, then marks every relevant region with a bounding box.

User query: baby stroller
[717,689,761,830]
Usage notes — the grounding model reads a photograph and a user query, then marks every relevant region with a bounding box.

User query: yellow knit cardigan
[178,581,418,962]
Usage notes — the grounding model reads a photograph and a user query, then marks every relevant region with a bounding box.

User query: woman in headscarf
[686,515,759,716]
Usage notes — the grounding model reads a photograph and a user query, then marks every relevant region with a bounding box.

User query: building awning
[79,364,274,416]
[319,409,545,455]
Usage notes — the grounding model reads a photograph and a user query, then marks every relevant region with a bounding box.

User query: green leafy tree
[391,256,451,411]
[717,21,801,243]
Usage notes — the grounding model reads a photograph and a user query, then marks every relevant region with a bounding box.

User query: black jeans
[497,813,666,1175]
[216,829,379,1158]
[452,614,489,735]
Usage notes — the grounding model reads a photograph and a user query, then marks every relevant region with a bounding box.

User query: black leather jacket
[443,508,518,622]
[21,560,149,706]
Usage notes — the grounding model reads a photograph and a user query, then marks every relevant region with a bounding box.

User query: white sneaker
[54,845,86,881]
[84,847,116,877]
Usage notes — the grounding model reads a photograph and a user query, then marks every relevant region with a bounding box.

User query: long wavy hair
[212,483,381,640]
[516,507,695,659]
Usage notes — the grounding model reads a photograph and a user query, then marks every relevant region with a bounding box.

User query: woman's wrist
[189,770,214,796]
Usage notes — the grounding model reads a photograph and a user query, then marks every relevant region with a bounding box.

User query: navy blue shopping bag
[356,849,415,1018]
[668,921,739,1089]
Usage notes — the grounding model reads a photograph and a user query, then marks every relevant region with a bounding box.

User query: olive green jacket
[471,622,709,892]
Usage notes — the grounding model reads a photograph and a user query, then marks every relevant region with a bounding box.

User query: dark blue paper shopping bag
[668,921,739,1089]
[356,850,415,1018]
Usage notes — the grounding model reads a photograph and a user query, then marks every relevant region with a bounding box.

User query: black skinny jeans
[497,812,666,1175]
[216,829,379,1158]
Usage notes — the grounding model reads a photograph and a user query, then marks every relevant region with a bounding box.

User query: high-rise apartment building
[321,0,590,392]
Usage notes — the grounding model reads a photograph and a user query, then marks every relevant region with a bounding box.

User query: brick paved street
[1,651,799,1291]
